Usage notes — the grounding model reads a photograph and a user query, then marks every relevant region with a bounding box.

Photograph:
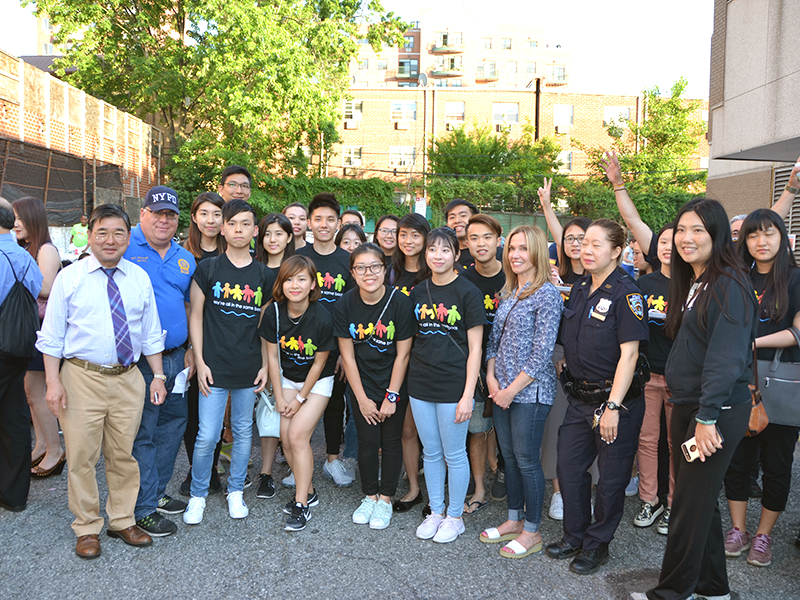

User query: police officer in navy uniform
[545,219,649,575]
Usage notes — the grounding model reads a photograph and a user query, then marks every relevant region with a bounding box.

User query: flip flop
[480,527,519,544]
[500,539,543,558]
[464,499,488,514]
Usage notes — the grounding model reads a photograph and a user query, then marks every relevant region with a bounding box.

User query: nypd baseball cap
[143,186,179,213]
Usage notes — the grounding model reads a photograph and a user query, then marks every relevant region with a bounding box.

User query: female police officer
[545,218,649,575]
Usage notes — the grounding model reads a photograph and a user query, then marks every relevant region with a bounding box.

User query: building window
[558,151,573,172]
[445,101,465,121]
[391,101,417,120]
[436,32,463,47]
[547,64,567,82]
[476,61,497,77]
[492,103,519,123]
[398,82,417,88]
[390,146,416,167]
[435,55,462,71]
[526,62,536,74]
[451,80,462,87]
[501,38,512,50]
[523,39,538,48]
[482,37,492,49]
[398,59,418,77]
[403,36,414,50]
[435,79,447,87]
[344,100,363,121]
[377,59,388,71]
[342,146,362,167]
[603,106,630,127]
[41,43,55,54]
[358,59,369,71]
[507,61,517,75]
[553,104,574,126]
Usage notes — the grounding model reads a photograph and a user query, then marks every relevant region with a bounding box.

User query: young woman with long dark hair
[282,202,308,251]
[373,214,399,257]
[256,212,295,275]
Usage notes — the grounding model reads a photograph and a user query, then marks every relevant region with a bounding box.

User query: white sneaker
[183,496,206,525]
[341,457,358,480]
[352,496,377,524]
[323,458,355,487]
[626,476,639,497]
[227,490,249,519]
[433,516,465,543]
[416,513,444,539]
[369,499,393,530]
[282,471,295,487]
[548,491,564,520]
[629,594,648,600]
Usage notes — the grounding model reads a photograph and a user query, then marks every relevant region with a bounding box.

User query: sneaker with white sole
[157,494,188,515]
[369,499,393,530]
[285,503,310,532]
[282,471,295,487]
[416,513,444,539]
[183,496,206,525]
[634,501,664,527]
[656,507,671,535]
[625,476,639,497]
[746,533,773,567]
[548,491,564,521]
[227,490,248,519]
[433,516,465,543]
[352,496,377,524]
[322,458,354,487]
[342,457,358,480]
[724,527,751,557]
[692,594,732,600]
[283,490,319,514]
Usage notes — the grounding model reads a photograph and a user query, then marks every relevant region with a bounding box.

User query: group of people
[1,157,799,600]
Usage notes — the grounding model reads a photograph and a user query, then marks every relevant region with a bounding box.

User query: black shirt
[456,246,504,269]
[296,245,353,307]
[751,267,800,362]
[392,266,424,296]
[462,265,506,353]
[560,270,649,384]
[192,254,275,388]
[333,286,416,401]
[643,233,661,271]
[637,270,672,374]
[260,301,337,382]
[408,276,485,403]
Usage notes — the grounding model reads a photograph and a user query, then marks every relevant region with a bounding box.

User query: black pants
[0,357,32,508]
[351,386,408,497]
[557,394,644,551]
[647,401,750,600]
[184,374,221,469]
[323,375,348,456]
[724,422,799,512]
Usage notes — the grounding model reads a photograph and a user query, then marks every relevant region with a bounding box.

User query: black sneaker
[284,503,311,532]
[283,490,319,514]
[209,469,222,495]
[224,474,252,496]
[136,512,177,537]
[256,474,276,499]
[157,495,188,515]
[179,471,192,497]
[491,469,506,501]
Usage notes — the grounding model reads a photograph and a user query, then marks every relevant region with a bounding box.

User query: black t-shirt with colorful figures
[193,253,276,388]
[296,245,353,307]
[408,276,485,403]
[392,265,425,297]
[637,270,671,374]
[462,265,506,354]
[751,267,800,363]
[333,286,417,401]
[260,300,337,383]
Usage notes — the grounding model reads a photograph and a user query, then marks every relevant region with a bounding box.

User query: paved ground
[2,425,799,600]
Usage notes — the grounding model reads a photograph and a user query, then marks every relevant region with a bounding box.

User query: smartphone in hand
[681,427,724,462]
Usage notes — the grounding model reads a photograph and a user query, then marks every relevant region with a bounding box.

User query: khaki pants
[59,360,145,536]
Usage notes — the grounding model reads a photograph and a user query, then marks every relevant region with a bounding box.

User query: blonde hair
[500,225,551,300]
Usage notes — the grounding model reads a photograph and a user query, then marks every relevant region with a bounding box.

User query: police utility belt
[561,353,651,405]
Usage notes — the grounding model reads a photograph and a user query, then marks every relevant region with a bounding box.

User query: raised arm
[600,151,653,252]
[770,157,800,220]
[538,178,564,264]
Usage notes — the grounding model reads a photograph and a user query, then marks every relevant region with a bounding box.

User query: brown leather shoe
[75,534,101,559]
[106,525,153,547]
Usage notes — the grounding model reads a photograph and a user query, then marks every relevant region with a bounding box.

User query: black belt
[561,354,651,405]
[162,345,186,357]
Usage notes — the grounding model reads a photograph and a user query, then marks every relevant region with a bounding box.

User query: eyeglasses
[92,230,128,242]
[377,228,397,236]
[144,208,179,221]
[225,182,251,191]
[352,263,385,275]
[564,235,585,245]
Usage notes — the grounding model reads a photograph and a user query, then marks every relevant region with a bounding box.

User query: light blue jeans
[410,396,471,518]
[191,387,255,497]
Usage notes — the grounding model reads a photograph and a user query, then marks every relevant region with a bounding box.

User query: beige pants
[59,360,145,536]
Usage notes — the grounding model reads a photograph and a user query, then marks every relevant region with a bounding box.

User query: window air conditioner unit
[343,167,360,176]
[344,119,359,130]
[395,121,411,130]
[555,124,570,134]
[446,121,463,131]
[496,123,511,133]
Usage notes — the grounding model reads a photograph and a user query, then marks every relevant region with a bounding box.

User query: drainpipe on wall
[535,77,541,141]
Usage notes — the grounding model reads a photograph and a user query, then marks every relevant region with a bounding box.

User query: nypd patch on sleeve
[627,293,644,320]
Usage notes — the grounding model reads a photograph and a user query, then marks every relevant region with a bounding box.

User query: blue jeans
[133,349,188,520]
[410,397,470,518]
[342,391,358,461]
[191,387,255,497]
[493,401,550,533]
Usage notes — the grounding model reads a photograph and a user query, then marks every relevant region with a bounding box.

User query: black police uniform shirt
[333,286,416,402]
[408,276,485,403]
[456,246,504,269]
[296,245,353,307]
[462,265,506,353]
[637,270,672,375]
[751,266,800,362]
[559,270,649,385]
[192,254,276,389]
[392,266,423,297]
[260,301,337,383]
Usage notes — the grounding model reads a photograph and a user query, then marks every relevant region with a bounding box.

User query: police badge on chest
[590,298,612,321]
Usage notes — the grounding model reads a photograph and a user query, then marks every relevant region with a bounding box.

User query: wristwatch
[385,390,399,404]
[153,374,167,382]
[295,393,307,404]
[605,401,621,411]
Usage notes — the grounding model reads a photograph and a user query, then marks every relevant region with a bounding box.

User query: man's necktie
[102,267,135,366]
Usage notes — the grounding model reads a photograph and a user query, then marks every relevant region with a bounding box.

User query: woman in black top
[637,199,757,600]
[373,214,399,258]
[722,210,800,567]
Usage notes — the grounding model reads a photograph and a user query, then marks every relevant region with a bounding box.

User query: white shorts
[281,375,335,398]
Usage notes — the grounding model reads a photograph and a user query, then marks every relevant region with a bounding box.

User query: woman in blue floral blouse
[479,225,564,558]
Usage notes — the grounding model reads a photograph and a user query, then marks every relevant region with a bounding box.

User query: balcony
[545,74,569,86]
[475,71,499,82]
[431,67,464,77]
[395,68,419,79]
[431,44,465,54]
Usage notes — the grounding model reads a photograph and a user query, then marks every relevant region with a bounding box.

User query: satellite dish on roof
[418,73,428,87]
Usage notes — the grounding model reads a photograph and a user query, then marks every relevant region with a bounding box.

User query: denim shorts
[468,401,493,434]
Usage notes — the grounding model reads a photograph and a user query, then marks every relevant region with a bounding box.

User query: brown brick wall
[706,167,773,217]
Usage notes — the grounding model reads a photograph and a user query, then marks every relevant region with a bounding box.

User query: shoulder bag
[756,326,800,428]
[255,302,281,438]
[745,345,769,437]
